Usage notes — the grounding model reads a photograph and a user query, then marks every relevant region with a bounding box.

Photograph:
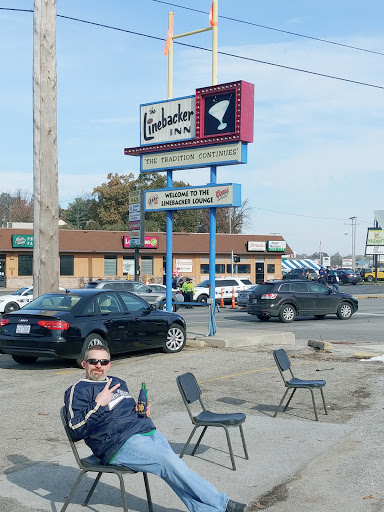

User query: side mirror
[150,303,157,311]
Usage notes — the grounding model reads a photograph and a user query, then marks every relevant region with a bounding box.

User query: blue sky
[1,0,384,257]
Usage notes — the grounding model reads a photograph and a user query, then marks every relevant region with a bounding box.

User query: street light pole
[349,216,357,269]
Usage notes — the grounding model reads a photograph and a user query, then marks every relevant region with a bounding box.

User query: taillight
[0,319,10,326]
[261,293,277,299]
[38,320,69,330]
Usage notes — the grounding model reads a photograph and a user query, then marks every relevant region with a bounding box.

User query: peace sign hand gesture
[95,378,120,406]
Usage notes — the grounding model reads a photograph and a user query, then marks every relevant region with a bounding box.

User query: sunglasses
[85,359,110,366]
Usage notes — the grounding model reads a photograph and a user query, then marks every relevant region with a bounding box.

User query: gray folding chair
[176,372,249,470]
[60,407,153,512]
[273,349,328,421]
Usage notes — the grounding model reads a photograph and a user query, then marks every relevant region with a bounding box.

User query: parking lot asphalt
[0,285,383,511]
[1,329,384,512]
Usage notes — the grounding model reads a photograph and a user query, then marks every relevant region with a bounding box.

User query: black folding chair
[176,372,249,470]
[273,349,328,421]
[60,407,153,512]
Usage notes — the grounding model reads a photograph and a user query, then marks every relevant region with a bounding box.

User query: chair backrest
[176,373,204,420]
[273,349,294,382]
[60,406,84,468]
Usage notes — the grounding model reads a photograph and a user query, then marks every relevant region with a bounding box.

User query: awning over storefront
[282,259,321,271]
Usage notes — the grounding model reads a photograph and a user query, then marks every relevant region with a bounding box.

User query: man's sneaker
[226,500,247,512]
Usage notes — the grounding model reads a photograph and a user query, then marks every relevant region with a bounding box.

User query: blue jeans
[111,431,229,512]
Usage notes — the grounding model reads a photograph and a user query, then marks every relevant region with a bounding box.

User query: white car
[0,286,34,313]
[193,278,253,304]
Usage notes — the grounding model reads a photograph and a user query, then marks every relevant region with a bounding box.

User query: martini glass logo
[208,98,230,130]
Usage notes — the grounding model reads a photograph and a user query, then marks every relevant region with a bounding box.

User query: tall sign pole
[33,0,59,297]
[209,0,218,334]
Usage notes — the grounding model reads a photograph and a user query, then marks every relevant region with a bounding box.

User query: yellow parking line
[199,362,309,383]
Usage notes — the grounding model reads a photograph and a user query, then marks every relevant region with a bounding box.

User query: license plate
[16,324,31,334]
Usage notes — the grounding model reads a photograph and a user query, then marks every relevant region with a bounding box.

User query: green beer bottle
[137,382,148,417]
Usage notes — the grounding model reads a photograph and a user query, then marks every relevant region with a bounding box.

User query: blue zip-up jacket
[64,376,156,464]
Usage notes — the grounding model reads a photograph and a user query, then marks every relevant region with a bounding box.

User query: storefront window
[200,264,226,274]
[123,257,135,275]
[18,254,33,276]
[226,264,251,274]
[104,255,117,276]
[267,264,275,273]
[60,255,74,276]
[141,256,153,275]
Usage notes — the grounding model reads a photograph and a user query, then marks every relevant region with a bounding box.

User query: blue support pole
[166,170,173,311]
[209,165,217,336]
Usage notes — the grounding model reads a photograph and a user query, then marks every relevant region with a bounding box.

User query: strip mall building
[0,228,293,289]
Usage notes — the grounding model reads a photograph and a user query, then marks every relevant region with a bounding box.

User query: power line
[255,207,371,223]
[2,7,384,91]
[151,0,384,57]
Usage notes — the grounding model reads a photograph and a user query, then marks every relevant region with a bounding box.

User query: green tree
[91,173,136,228]
[330,252,342,266]
[62,196,96,229]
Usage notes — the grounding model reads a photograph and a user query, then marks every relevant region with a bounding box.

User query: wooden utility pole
[33,0,59,297]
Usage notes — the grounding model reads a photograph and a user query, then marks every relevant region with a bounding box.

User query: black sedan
[327,269,361,285]
[247,280,358,322]
[0,289,187,366]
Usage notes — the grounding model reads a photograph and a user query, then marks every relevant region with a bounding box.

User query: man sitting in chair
[64,345,262,512]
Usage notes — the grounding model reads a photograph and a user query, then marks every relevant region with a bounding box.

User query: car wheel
[315,315,326,319]
[279,305,296,323]
[160,303,179,312]
[256,315,271,321]
[4,302,20,313]
[337,302,353,320]
[12,355,38,364]
[163,323,186,353]
[76,334,107,367]
[197,295,208,303]
[352,282,357,285]
[367,276,374,282]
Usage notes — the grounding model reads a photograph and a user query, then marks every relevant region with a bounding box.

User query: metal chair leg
[283,388,297,411]
[180,425,198,458]
[60,470,86,512]
[273,388,290,417]
[309,389,319,421]
[191,426,208,456]
[320,388,328,415]
[143,472,154,512]
[82,472,102,506]
[239,424,249,460]
[223,426,236,470]
[116,472,129,512]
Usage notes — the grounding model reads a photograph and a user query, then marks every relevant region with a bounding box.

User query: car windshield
[197,280,209,287]
[85,282,98,288]
[12,287,30,296]
[22,293,82,311]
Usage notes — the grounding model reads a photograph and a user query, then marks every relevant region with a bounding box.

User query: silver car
[237,285,259,307]
[85,280,182,311]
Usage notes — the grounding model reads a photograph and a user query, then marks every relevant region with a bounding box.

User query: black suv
[247,280,358,322]
[282,268,318,281]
